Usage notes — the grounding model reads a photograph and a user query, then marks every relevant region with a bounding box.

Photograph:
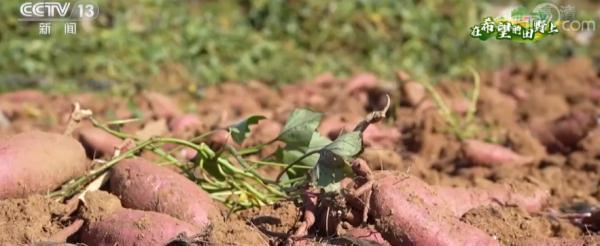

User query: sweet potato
[362,124,401,149]
[0,90,46,116]
[169,114,202,135]
[463,139,534,166]
[343,227,390,246]
[312,72,336,87]
[450,97,471,115]
[318,114,358,139]
[47,219,83,242]
[434,181,549,216]
[109,157,219,228]
[247,119,282,145]
[590,87,600,103]
[80,208,201,246]
[0,131,88,199]
[76,126,124,158]
[402,81,426,106]
[362,171,548,245]
[532,111,596,153]
[370,173,499,246]
[143,91,183,120]
[207,129,235,150]
[547,111,595,149]
[0,89,45,103]
[345,73,378,94]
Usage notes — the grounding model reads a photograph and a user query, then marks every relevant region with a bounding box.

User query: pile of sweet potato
[287,157,563,246]
[0,130,221,245]
[0,111,595,245]
[1,58,599,245]
[80,157,220,245]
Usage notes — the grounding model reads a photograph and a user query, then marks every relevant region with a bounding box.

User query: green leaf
[308,131,333,150]
[323,131,362,159]
[277,132,332,180]
[278,148,310,179]
[228,115,266,144]
[309,131,362,187]
[312,149,353,187]
[278,109,322,147]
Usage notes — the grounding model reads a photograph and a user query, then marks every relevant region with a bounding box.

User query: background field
[0,0,598,94]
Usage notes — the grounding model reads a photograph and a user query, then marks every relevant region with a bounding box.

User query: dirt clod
[0,195,68,245]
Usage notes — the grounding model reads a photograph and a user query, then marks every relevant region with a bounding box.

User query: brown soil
[209,212,270,245]
[161,201,299,246]
[239,201,301,240]
[80,190,123,223]
[462,207,553,245]
[0,195,68,244]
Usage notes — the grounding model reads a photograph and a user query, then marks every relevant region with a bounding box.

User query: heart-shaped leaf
[229,115,266,144]
[323,131,362,159]
[278,132,332,180]
[309,131,362,187]
[312,149,353,187]
[278,109,322,147]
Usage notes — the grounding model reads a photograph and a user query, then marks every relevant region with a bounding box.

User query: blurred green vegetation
[0,0,594,93]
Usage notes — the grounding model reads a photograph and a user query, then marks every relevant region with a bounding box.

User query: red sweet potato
[207,129,235,150]
[76,126,124,158]
[533,111,596,153]
[590,87,600,103]
[463,139,534,166]
[450,97,471,115]
[80,208,201,246]
[343,227,391,246]
[318,114,356,139]
[434,181,549,216]
[370,173,499,246]
[0,90,46,116]
[345,73,378,94]
[0,131,88,199]
[312,72,336,88]
[169,114,202,135]
[402,81,426,106]
[48,219,84,242]
[362,124,401,149]
[366,171,549,245]
[109,157,219,228]
[0,89,45,103]
[143,91,183,120]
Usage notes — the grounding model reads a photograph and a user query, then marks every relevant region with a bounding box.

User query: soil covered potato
[80,209,200,246]
[79,191,202,246]
[370,174,499,246]
[109,157,219,228]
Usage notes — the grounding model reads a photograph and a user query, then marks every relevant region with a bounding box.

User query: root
[63,102,92,136]
[291,187,319,238]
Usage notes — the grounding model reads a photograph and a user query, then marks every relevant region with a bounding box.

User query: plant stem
[275,149,320,183]
[49,138,154,200]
